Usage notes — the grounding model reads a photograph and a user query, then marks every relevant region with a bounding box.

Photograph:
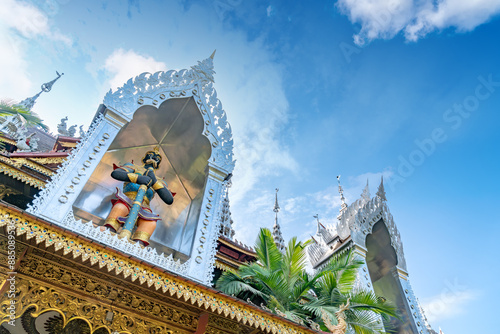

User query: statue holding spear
[104,147,174,246]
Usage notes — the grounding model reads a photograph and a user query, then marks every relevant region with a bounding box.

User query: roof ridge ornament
[361,179,370,201]
[190,51,216,84]
[313,214,323,233]
[376,176,387,201]
[17,71,64,111]
[337,175,348,219]
[272,188,285,252]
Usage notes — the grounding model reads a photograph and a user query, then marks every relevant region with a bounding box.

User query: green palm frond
[255,228,282,271]
[346,310,387,334]
[0,100,49,130]
[214,229,398,334]
[344,290,399,319]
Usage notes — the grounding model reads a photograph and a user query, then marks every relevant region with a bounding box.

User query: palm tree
[0,100,49,131]
[216,228,397,333]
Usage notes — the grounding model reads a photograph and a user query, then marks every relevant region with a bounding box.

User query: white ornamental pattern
[27,112,107,215]
[103,56,235,173]
[61,209,189,275]
[26,55,235,285]
[331,195,407,271]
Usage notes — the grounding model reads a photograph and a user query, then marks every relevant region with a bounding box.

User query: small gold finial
[210,49,216,59]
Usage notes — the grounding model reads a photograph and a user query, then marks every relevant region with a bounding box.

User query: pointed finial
[17,71,64,111]
[314,214,324,233]
[41,71,64,92]
[272,188,285,252]
[337,175,348,217]
[361,179,370,201]
[376,176,387,201]
[210,49,216,60]
[273,188,280,213]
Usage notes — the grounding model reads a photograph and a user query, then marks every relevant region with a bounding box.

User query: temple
[0,56,440,334]
[307,178,439,334]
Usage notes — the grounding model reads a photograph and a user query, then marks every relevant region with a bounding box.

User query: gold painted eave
[0,205,317,334]
[0,161,46,189]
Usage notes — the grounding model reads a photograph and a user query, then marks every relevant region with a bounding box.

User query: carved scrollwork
[0,278,182,334]
[208,315,241,333]
[102,56,235,174]
[0,207,310,334]
[17,255,198,330]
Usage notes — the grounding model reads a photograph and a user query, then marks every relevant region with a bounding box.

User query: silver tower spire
[376,176,387,201]
[361,179,370,201]
[272,188,285,252]
[219,187,235,239]
[17,71,64,111]
[337,175,348,219]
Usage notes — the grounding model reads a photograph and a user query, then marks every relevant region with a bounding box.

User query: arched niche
[73,97,211,259]
[365,220,418,334]
[27,57,235,283]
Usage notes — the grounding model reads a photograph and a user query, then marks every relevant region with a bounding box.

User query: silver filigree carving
[103,56,235,174]
[27,113,106,215]
[59,209,189,275]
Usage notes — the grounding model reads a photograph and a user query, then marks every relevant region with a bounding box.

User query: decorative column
[187,164,229,284]
[351,245,386,334]
[392,267,432,334]
[28,108,126,224]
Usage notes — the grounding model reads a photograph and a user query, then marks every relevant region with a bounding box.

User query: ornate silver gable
[27,53,235,285]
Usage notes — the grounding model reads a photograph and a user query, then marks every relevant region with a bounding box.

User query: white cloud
[103,49,167,90]
[421,282,479,322]
[336,0,500,45]
[267,5,273,17]
[92,2,298,241]
[0,0,71,100]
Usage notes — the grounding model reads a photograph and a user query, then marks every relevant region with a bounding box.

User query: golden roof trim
[0,136,16,145]
[59,141,77,148]
[12,158,55,176]
[29,156,67,164]
[215,259,235,272]
[0,162,45,189]
[215,253,245,269]
[218,237,257,257]
[0,207,315,334]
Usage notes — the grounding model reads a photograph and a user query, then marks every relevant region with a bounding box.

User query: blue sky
[1,0,500,332]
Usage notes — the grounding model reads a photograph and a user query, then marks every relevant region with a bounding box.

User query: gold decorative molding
[218,237,256,257]
[0,207,314,334]
[215,259,234,272]
[29,156,67,165]
[18,254,199,331]
[0,162,45,189]
[208,314,242,333]
[0,277,179,334]
[0,185,22,200]
[59,141,78,148]
[0,137,16,145]
[0,155,18,166]
[0,235,27,256]
[12,158,55,176]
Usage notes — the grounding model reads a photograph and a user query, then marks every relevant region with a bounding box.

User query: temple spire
[376,176,387,201]
[272,188,285,252]
[337,175,348,219]
[219,187,235,239]
[210,49,216,59]
[17,71,63,111]
[361,179,370,201]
